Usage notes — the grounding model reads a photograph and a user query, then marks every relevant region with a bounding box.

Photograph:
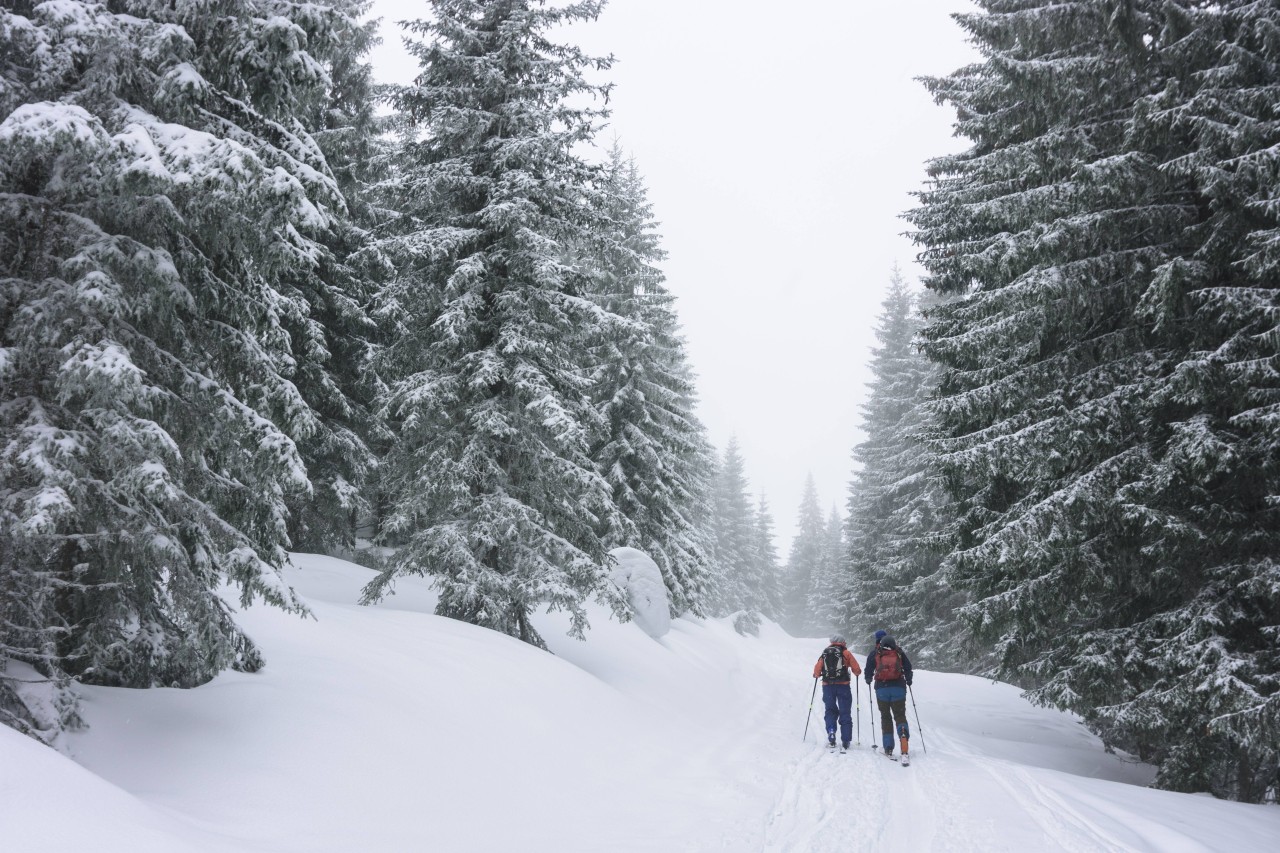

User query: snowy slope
[2,553,1277,852]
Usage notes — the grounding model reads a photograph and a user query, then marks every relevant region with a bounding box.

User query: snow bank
[0,723,224,853]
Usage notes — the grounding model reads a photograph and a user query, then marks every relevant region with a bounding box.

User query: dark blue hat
[874,629,887,642]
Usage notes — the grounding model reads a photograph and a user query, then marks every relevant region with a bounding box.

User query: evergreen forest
[1,0,1276,803]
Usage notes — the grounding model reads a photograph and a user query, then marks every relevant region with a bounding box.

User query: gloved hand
[906,676,913,686]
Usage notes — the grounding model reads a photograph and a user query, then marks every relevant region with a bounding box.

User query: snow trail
[679,628,1251,853]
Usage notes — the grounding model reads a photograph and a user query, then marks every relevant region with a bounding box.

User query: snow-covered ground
[3,553,1277,852]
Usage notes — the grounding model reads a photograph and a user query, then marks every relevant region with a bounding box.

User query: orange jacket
[813,643,863,684]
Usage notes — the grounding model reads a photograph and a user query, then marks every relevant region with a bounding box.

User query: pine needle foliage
[842,270,962,668]
[1,0,374,738]
[909,0,1280,800]
[362,0,628,648]
[585,144,716,617]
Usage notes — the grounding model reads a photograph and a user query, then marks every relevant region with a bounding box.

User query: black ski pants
[874,683,909,753]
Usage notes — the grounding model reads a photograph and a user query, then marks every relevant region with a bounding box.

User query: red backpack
[874,646,904,682]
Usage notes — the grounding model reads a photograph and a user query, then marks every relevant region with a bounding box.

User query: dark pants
[875,683,909,753]
[822,683,853,745]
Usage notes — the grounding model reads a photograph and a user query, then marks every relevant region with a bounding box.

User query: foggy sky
[368,0,979,552]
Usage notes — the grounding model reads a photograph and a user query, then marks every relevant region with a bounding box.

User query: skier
[812,635,862,752]
[865,630,914,763]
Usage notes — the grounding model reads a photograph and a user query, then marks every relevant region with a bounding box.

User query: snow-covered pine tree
[585,143,716,618]
[781,473,825,636]
[1105,0,1280,800]
[749,495,784,621]
[284,0,386,553]
[1,0,371,737]
[362,0,628,647]
[841,270,960,668]
[724,493,782,636]
[309,0,385,220]
[707,437,756,616]
[909,0,1279,799]
[808,504,846,635]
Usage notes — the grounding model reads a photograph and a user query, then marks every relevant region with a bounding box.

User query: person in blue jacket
[864,630,913,758]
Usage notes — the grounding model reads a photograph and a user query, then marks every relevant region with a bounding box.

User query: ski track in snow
[984,766,1125,851]
[688,637,1220,853]
[929,725,1214,853]
[700,642,993,853]
[758,732,985,852]
[936,727,1121,853]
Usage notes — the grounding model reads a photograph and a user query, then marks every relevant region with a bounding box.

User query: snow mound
[608,546,670,638]
[0,724,220,853]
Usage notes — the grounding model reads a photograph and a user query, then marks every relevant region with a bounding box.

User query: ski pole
[907,683,927,755]
[856,682,861,745]
[802,677,818,742]
[867,681,875,748]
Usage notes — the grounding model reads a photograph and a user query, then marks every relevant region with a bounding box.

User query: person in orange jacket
[812,634,863,750]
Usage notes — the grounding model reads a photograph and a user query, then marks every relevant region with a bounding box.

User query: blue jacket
[864,644,913,688]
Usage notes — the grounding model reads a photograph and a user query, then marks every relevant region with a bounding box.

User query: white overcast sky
[367,0,979,551]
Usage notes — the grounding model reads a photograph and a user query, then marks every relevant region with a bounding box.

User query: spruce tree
[707,438,756,616]
[842,271,960,668]
[749,496,784,621]
[586,144,715,617]
[808,504,846,635]
[362,0,628,647]
[909,0,1280,799]
[782,474,825,636]
[285,0,386,553]
[1,0,370,737]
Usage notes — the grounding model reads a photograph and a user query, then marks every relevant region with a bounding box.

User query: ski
[901,755,911,767]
